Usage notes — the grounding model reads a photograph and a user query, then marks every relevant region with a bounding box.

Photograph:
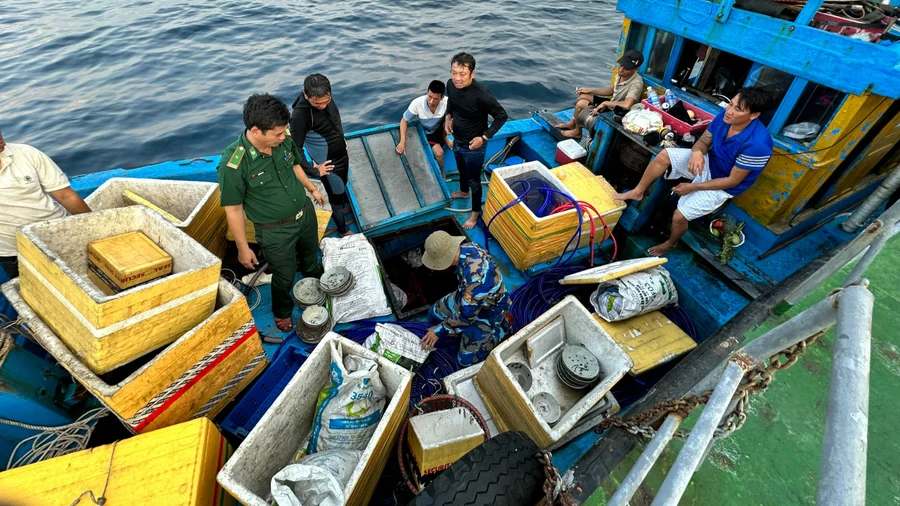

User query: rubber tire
[409,431,545,506]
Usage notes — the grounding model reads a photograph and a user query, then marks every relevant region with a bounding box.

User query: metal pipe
[741,293,838,362]
[651,360,748,506]
[607,415,683,506]
[842,165,900,233]
[843,223,899,288]
[816,284,874,506]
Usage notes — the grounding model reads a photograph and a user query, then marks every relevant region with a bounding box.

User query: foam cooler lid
[557,139,587,158]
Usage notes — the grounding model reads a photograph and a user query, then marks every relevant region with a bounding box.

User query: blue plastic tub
[218,338,315,440]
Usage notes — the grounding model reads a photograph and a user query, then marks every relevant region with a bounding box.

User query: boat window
[645,30,676,80]
[670,39,708,89]
[625,21,650,56]
[696,50,754,99]
[779,83,846,145]
[746,66,795,126]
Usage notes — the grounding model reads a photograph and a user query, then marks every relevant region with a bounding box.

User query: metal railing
[606,183,900,506]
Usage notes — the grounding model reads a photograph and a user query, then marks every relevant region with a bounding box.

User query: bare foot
[561,128,582,140]
[557,119,575,130]
[339,230,355,237]
[463,212,479,229]
[648,242,676,257]
[451,191,470,199]
[613,188,644,201]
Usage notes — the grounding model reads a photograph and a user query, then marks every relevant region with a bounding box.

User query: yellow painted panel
[594,312,696,376]
[0,418,236,506]
[830,102,900,197]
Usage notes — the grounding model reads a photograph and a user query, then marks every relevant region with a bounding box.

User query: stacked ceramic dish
[292,278,327,309]
[557,344,602,389]
[319,266,354,297]
[297,305,333,344]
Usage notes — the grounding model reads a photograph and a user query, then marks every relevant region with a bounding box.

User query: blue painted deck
[0,107,869,479]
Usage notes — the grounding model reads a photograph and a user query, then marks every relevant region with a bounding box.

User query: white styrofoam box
[408,407,485,473]
[85,178,218,225]
[216,333,412,506]
[477,295,632,447]
[556,139,588,160]
[442,363,499,437]
[443,362,619,447]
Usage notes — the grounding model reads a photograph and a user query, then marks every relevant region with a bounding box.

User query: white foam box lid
[556,139,587,159]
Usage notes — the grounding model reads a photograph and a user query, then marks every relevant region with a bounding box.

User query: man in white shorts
[396,80,453,175]
[614,87,773,256]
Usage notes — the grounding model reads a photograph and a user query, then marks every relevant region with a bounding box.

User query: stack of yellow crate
[85,177,229,258]
[0,418,236,505]
[7,205,266,433]
[483,161,626,270]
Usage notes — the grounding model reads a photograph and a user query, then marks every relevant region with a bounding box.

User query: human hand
[420,328,438,350]
[590,103,609,116]
[688,151,705,177]
[238,246,259,270]
[444,116,453,135]
[469,136,484,150]
[395,141,406,154]
[446,138,454,149]
[672,183,694,196]
[575,87,587,95]
[316,160,334,177]
[311,190,326,206]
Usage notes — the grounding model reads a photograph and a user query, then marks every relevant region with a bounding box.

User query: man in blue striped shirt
[615,87,773,256]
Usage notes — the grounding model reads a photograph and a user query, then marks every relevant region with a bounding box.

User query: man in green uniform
[218,94,326,332]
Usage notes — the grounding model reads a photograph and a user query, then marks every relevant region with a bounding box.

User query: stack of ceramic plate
[297,305,333,344]
[557,345,602,389]
[293,278,327,309]
[320,266,354,297]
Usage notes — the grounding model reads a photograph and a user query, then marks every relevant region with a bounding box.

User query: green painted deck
[585,237,900,505]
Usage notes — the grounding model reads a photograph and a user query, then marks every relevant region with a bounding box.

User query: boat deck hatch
[346,124,451,233]
[368,217,468,319]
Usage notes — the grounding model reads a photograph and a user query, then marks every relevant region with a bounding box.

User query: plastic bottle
[646,87,661,107]
[664,89,677,108]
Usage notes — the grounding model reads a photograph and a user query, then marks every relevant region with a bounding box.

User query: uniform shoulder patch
[227,146,246,169]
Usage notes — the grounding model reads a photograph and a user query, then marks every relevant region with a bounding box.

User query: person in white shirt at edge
[0,130,91,279]
[395,80,453,176]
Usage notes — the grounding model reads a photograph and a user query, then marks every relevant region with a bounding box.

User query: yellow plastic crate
[4,278,266,433]
[483,161,625,270]
[593,311,697,376]
[0,418,236,506]
[85,178,229,258]
[87,231,173,295]
[17,206,221,374]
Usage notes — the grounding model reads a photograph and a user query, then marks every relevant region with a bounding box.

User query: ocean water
[1,0,623,176]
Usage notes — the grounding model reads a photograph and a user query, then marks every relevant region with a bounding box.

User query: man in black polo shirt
[218,94,326,332]
[445,52,508,229]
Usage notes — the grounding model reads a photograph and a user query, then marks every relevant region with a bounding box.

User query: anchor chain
[595,331,824,440]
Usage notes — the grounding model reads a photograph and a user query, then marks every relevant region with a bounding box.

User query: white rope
[3,407,109,470]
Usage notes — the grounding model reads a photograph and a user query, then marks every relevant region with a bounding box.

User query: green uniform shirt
[217,132,310,224]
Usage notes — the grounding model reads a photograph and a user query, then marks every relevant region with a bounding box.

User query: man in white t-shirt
[395,80,453,175]
[0,130,91,278]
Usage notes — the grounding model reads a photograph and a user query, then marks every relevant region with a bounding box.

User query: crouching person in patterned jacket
[419,230,511,366]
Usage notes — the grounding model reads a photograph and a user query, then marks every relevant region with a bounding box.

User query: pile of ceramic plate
[557,344,602,389]
[320,266,355,297]
[297,305,333,344]
[293,278,327,309]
